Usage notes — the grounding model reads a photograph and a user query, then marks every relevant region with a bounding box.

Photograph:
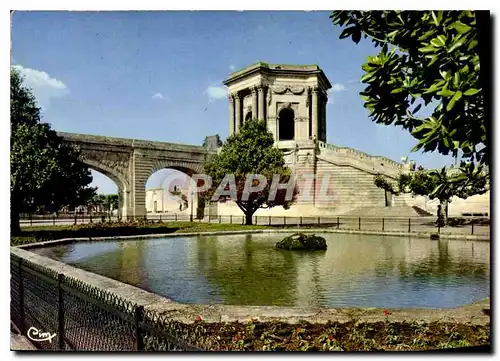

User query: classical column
[228,94,235,135]
[311,87,319,140]
[234,94,241,133]
[251,87,258,120]
[258,86,265,121]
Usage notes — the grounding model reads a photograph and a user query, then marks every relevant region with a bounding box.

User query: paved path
[11,332,37,351]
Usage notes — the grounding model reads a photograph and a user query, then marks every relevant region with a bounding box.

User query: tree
[104,194,119,214]
[374,163,488,224]
[10,68,96,234]
[202,134,223,149]
[330,11,489,176]
[202,120,299,225]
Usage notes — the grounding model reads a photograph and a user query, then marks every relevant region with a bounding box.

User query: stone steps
[342,206,431,217]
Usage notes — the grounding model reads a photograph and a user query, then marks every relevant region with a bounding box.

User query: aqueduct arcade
[58,132,209,219]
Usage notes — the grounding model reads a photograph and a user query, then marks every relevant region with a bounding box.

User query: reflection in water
[34,234,490,309]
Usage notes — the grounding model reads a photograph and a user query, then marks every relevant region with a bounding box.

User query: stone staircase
[342,205,433,218]
[316,141,405,179]
[411,206,433,217]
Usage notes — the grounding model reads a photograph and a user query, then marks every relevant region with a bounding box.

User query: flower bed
[173,319,490,351]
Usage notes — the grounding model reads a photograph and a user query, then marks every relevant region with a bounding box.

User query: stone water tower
[223,62,332,147]
[223,62,332,206]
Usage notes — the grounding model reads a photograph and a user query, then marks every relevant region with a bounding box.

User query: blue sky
[11,11,456,194]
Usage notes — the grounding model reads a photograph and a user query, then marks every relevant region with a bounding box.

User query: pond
[33,233,490,309]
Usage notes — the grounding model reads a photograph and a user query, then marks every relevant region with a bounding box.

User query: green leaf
[360,72,375,83]
[426,54,440,66]
[468,39,478,51]
[439,70,451,80]
[391,88,405,94]
[419,45,438,53]
[464,88,480,96]
[452,21,472,34]
[430,35,446,47]
[387,30,399,39]
[424,82,442,94]
[437,89,455,97]
[339,26,355,39]
[446,90,463,111]
[448,37,466,53]
[431,11,442,26]
[418,29,435,41]
[453,72,460,88]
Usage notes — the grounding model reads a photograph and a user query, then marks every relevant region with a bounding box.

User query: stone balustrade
[317,141,403,171]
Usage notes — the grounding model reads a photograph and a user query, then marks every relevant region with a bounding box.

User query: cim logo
[27,327,57,343]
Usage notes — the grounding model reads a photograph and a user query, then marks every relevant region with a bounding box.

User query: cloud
[205,85,227,102]
[152,92,164,100]
[327,83,346,105]
[330,83,346,92]
[229,65,236,71]
[12,64,69,109]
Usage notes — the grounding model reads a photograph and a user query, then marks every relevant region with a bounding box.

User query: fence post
[382,218,385,231]
[269,215,271,226]
[300,216,303,227]
[337,217,340,230]
[358,217,361,231]
[30,213,32,227]
[58,274,65,350]
[284,216,286,226]
[18,258,25,336]
[219,215,221,224]
[437,223,441,234]
[175,214,178,222]
[134,306,145,351]
[317,217,320,226]
[230,215,232,224]
[90,214,93,224]
[408,218,411,233]
[53,214,56,226]
[471,220,475,235]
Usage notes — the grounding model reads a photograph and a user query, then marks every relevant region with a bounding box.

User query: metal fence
[19,212,490,237]
[10,253,203,351]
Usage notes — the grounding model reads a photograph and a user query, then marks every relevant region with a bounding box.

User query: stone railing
[317,141,404,170]
[58,132,208,154]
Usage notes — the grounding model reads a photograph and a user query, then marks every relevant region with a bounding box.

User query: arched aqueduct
[59,132,208,219]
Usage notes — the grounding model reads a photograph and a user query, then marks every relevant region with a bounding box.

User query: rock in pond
[276,233,327,251]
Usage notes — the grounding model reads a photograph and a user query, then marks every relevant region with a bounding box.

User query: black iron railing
[10,254,203,351]
[18,213,490,236]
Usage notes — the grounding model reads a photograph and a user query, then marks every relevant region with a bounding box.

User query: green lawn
[11,221,270,247]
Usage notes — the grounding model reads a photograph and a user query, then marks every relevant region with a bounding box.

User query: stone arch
[142,159,205,218]
[278,107,295,141]
[146,159,204,178]
[80,158,131,219]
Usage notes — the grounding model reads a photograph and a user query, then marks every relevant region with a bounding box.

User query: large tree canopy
[330,11,489,168]
[10,68,96,234]
[202,120,298,225]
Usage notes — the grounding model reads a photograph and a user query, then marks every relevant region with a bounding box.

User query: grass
[11,220,270,247]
